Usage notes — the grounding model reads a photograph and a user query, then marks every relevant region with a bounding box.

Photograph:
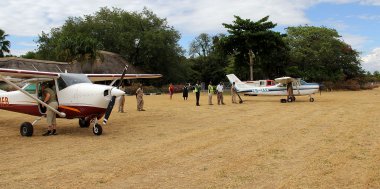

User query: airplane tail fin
[226,74,242,84]
[226,74,247,92]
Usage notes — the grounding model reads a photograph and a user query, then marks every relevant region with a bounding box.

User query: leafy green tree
[220,16,287,80]
[21,51,37,59]
[373,71,380,81]
[35,7,186,84]
[0,29,11,57]
[285,26,363,82]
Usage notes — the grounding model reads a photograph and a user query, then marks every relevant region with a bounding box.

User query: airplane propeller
[102,66,128,125]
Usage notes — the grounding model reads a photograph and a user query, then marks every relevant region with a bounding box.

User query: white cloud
[358,0,380,5]
[17,42,38,47]
[357,14,380,21]
[0,0,315,37]
[5,49,31,57]
[362,47,380,72]
[340,33,368,50]
[1,0,379,56]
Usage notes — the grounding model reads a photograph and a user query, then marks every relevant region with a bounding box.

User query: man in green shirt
[208,81,214,105]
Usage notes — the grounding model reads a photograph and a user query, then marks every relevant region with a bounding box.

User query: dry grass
[1,89,380,188]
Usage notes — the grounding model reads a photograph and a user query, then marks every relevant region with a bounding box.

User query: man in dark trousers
[194,81,201,106]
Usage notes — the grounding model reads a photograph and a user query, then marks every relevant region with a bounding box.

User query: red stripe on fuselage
[0,104,106,119]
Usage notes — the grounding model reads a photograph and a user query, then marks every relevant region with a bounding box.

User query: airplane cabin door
[37,82,47,114]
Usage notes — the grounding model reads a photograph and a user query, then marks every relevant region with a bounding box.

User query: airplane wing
[274,77,297,84]
[0,68,59,79]
[86,73,162,82]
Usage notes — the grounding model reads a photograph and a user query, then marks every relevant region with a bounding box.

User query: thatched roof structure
[0,57,72,73]
[0,51,144,74]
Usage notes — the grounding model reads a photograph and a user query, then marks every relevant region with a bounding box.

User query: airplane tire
[310,98,314,102]
[79,118,90,128]
[20,122,33,137]
[292,97,296,102]
[287,97,293,102]
[281,99,287,103]
[93,123,102,136]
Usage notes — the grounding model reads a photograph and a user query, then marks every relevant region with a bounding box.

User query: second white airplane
[226,74,320,103]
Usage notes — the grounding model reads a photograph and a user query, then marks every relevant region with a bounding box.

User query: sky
[1,0,380,72]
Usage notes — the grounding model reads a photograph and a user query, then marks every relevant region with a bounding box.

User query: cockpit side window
[23,83,37,94]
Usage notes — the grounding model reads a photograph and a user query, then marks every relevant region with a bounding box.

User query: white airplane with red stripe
[0,66,161,136]
[226,74,320,103]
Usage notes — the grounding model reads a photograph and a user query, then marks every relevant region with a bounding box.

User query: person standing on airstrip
[194,81,201,106]
[136,84,145,111]
[118,82,126,113]
[42,82,58,136]
[182,83,189,100]
[231,82,238,104]
[208,81,214,105]
[169,83,174,100]
[216,82,225,105]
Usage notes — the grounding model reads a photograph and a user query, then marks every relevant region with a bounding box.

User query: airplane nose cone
[110,88,125,97]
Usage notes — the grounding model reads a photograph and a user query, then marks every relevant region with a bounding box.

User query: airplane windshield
[58,73,92,90]
[300,80,307,85]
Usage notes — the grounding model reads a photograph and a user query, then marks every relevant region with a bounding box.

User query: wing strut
[0,74,66,118]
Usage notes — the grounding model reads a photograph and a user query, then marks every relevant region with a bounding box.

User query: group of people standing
[173,81,239,106]
[118,81,239,114]
[118,83,145,113]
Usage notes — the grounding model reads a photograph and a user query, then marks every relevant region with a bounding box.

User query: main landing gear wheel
[79,118,90,128]
[20,122,33,137]
[93,123,103,135]
[280,99,287,103]
[287,97,293,102]
[309,98,315,102]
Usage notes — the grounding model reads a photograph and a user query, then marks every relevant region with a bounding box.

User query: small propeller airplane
[0,66,162,136]
[226,74,320,103]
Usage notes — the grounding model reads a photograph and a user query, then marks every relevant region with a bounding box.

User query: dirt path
[1,89,380,188]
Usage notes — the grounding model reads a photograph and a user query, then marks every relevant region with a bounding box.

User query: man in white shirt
[216,82,225,105]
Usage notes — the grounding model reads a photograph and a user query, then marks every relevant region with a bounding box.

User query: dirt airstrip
[1,89,380,188]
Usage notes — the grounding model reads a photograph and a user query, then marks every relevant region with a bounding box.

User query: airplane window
[23,83,36,94]
[57,77,67,91]
[58,74,91,90]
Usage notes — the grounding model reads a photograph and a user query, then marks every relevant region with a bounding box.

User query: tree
[21,51,37,59]
[189,33,212,58]
[34,7,185,84]
[285,26,363,82]
[220,16,287,80]
[0,29,11,57]
[188,34,228,83]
